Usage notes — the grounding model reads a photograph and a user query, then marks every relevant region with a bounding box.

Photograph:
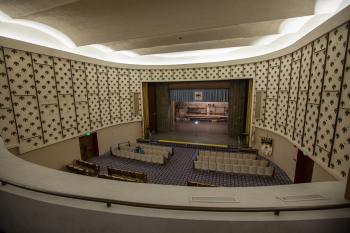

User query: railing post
[106,202,112,208]
[274,210,280,216]
[1,181,7,186]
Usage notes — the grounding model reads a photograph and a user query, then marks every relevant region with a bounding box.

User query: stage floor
[151,121,240,145]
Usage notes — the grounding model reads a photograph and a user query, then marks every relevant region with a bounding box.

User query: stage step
[136,138,257,153]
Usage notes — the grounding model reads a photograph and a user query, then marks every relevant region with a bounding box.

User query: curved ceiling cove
[0,0,349,65]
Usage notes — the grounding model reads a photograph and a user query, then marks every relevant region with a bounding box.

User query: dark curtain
[155,83,170,132]
[228,80,249,139]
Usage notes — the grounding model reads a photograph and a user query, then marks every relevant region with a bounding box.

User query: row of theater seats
[130,143,174,156]
[187,180,216,187]
[112,148,165,164]
[119,143,173,160]
[197,156,269,167]
[198,150,257,160]
[125,147,171,159]
[193,160,275,176]
[66,160,100,176]
[65,160,147,183]
[98,167,147,183]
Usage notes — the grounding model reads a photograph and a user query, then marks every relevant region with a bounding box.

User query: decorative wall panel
[0,48,18,147]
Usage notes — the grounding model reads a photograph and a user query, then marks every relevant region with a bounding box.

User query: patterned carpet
[89,147,292,187]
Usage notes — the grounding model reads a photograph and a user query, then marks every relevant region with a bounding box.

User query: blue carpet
[89,147,292,187]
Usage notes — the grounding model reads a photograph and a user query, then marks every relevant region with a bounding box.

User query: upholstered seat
[224,163,232,173]
[232,165,241,173]
[249,166,257,175]
[216,163,225,172]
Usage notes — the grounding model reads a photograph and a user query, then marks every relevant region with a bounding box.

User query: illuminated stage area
[151,121,234,145]
[144,80,251,146]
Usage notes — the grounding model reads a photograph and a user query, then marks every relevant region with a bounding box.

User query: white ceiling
[0,0,349,65]
[0,0,316,53]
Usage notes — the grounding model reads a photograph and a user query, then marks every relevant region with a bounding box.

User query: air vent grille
[190,196,238,203]
[277,194,328,202]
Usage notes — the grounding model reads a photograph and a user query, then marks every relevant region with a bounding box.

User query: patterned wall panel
[303,36,328,155]
[195,68,207,80]
[173,69,183,81]
[85,63,101,129]
[264,99,277,130]
[0,48,18,146]
[255,61,268,91]
[58,94,77,137]
[3,48,44,152]
[207,67,218,80]
[71,63,90,134]
[40,104,62,143]
[243,63,255,78]
[253,61,268,128]
[108,67,120,124]
[294,44,313,146]
[264,58,280,131]
[129,69,142,121]
[72,68,87,102]
[267,59,280,99]
[54,58,72,95]
[183,68,195,81]
[32,53,62,144]
[231,65,243,77]
[152,69,162,81]
[119,69,131,122]
[304,103,319,154]
[330,25,350,178]
[285,51,301,140]
[140,69,151,82]
[162,69,173,81]
[53,57,77,138]
[96,65,110,127]
[217,66,231,79]
[275,55,292,135]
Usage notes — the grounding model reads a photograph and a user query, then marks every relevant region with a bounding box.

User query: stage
[150,121,241,145]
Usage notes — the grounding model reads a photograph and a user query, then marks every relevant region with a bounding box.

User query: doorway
[79,132,99,161]
[294,149,314,183]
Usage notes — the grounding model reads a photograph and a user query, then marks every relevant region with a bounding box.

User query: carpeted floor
[89,147,292,187]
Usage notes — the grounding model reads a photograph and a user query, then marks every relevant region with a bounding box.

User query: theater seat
[252,160,260,166]
[216,157,224,164]
[209,156,216,163]
[232,165,241,174]
[223,157,230,164]
[257,167,265,175]
[265,167,274,176]
[241,165,249,174]
[249,166,257,175]
[217,163,225,172]
[259,160,269,167]
[224,164,232,173]
[194,161,202,170]
[209,162,216,171]
[201,161,209,170]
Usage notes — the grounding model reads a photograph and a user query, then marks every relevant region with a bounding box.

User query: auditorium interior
[0,1,350,233]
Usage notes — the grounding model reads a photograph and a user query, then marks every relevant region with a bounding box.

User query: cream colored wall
[8,122,142,169]
[312,162,337,182]
[9,137,80,170]
[96,121,142,155]
[253,127,297,181]
[253,127,337,182]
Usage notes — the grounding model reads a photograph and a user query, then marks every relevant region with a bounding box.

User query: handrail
[1,178,350,216]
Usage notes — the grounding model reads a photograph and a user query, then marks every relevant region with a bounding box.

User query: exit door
[79,132,99,161]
